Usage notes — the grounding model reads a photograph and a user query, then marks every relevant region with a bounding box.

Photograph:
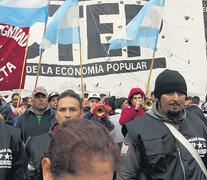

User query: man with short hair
[191,96,201,106]
[187,96,193,106]
[10,93,22,119]
[116,98,128,112]
[48,92,59,110]
[22,96,33,106]
[55,90,83,124]
[25,89,83,179]
[184,96,190,107]
[117,69,207,179]
[186,96,207,126]
[83,93,114,131]
[15,86,56,143]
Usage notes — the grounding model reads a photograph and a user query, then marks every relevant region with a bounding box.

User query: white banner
[2,0,207,99]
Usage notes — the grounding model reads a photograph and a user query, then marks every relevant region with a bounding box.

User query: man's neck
[34,109,45,115]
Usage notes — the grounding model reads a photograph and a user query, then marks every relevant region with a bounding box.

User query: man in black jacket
[0,122,27,179]
[116,69,207,180]
[0,98,14,126]
[15,86,57,144]
[186,96,207,126]
[25,89,83,179]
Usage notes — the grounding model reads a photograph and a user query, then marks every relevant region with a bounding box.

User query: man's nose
[39,97,44,101]
[171,92,179,100]
[65,110,71,117]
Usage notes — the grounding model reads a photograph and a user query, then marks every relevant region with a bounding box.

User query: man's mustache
[169,102,180,106]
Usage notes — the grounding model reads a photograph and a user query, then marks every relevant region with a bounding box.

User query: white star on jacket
[197,142,203,149]
[4,153,10,160]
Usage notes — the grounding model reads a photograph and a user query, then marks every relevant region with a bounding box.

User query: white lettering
[142,62,147,69]
[67,68,73,75]
[98,65,104,73]
[113,63,119,71]
[33,66,37,73]
[7,62,16,73]
[56,67,60,75]
[26,66,32,73]
[47,67,53,74]
[0,25,27,47]
[75,68,81,76]
[0,66,8,76]
[107,64,112,71]
[82,67,87,75]
[41,66,46,74]
[61,67,67,75]
[88,66,95,74]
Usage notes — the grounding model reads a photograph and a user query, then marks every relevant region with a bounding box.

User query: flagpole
[16,28,31,112]
[34,50,43,88]
[145,50,156,98]
[145,20,163,98]
[34,0,51,88]
[77,3,84,107]
[79,44,85,107]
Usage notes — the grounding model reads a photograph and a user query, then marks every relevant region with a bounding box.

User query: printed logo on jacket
[0,148,12,168]
[188,137,207,157]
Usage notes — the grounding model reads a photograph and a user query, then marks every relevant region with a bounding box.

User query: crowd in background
[0,69,207,179]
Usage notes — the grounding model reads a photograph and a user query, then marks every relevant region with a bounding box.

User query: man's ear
[42,158,52,180]
[80,109,84,118]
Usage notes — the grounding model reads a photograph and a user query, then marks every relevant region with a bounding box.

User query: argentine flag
[0,0,49,27]
[40,0,80,50]
[108,0,165,54]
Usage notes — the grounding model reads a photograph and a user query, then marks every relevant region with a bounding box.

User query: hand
[134,101,144,110]
[90,105,95,114]
[15,109,19,116]
[0,113,4,123]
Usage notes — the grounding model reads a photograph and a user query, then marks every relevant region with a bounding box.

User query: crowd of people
[0,69,206,179]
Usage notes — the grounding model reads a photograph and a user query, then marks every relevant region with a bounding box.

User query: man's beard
[167,109,181,117]
[167,102,182,117]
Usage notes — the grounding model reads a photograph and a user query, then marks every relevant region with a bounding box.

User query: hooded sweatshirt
[119,88,146,125]
[117,102,207,180]
[147,102,186,128]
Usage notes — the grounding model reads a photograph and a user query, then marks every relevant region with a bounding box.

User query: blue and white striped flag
[108,0,165,54]
[40,0,80,51]
[0,0,49,27]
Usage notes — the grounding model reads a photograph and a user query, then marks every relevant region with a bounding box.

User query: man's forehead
[133,94,142,97]
[57,96,80,106]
